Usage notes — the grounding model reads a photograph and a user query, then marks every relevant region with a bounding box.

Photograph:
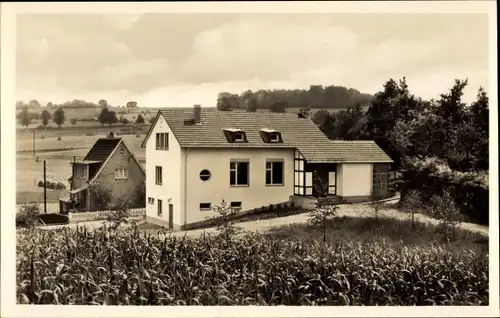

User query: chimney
[193,104,201,124]
[108,132,115,138]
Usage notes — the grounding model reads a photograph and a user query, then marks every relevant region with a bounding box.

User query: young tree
[98,99,108,108]
[40,109,52,127]
[246,98,258,112]
[427,190,463,242]
[89,183,113,211]
[308,171,338,243]
[209,199,242,242]
[217,93,232,111]
[98,107,110,126]
[136,114,145,124]
[52,108,66,127]
[19,107,30,127]
[107,111,118,126]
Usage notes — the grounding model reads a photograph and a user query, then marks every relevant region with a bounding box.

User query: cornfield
[16,225,488,306]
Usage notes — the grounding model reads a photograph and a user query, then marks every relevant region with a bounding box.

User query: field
[16,205,489,305]
[16,133,146,206]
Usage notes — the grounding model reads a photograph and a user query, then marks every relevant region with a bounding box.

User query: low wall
[69,207,146,223]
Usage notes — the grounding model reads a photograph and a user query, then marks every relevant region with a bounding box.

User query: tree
[217,93,232,111]
[246,98,258,112]
[16,101,24,109]
[46,102,53,108]
[126,101,138,108]
[107,111,118,126]
[40,109,52,127]
[98,107,110,126]
[136,114,145,124]
[52,108,66,128]
[469,87,489,171]
[98,99,108,108]
[89,183,113,211]
[29,100,41,109]
[19,107,30,127]
[70,118,77,125]
[270,101,287,113]
[209,199,242,242]
[308,172,338,244]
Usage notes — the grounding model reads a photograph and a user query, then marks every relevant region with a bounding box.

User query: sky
[16,13,490,107]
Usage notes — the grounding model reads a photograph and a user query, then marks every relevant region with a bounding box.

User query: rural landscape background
[10,10,494,309]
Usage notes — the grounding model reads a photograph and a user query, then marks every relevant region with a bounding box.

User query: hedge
[399,157,489,225]
[16,213,69,228]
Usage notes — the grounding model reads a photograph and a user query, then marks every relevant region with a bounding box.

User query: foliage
[70,118,77,125]
[89,183,113,211]
[98,99,108,108]
[52,108,66,128]
[209,200,243,241]
[98,107,118,126]
[136,114,145,124]
[40,110,52,127]
[18,107,37,127]
[126,101,138,108]
[308,198,338,243]
[16,203,41,228]
[427,190,463,242]
[314,104,366,140]
[16,225,488,305]
[217,85,373,111]
[399,157,489,225]
[119,117,129,124]
[269,101,288,113]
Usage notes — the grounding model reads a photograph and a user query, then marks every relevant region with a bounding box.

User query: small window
[269,133,280,142]
[230,161,249,186]
[156,133,169,150]
[118,146,124,156]
[234,133,244,142]
[148,197,155,205]
[199,169,211,181]
[155,166,163,185]
[157,199,163,217]
[230,201,242,209]
[114,168,129,180]
[199,203,211,211]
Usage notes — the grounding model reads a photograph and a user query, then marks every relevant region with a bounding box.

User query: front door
[312,169,329,197]
[168,204,174,229]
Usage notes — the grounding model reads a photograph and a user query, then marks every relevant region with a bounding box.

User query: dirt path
[38,201,489,238]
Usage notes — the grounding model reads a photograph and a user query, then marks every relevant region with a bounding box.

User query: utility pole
[32,129,36,156]
[43,160,47,214]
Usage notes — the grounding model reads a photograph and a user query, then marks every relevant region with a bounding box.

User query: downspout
[183,147,190,229]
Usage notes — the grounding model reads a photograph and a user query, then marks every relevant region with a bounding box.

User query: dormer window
[223,128,247,143]
[260,128,283,143]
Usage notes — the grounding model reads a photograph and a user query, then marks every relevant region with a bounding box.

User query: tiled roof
[83,138,122,162]
[155,108,393,163]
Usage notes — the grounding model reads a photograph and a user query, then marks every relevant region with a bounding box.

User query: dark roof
[83,138,122,162]
[145,108,393,163]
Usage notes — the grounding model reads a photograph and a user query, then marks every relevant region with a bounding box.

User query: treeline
[313,78,488,174]
[16,99,140,110]
[216,85,374,111]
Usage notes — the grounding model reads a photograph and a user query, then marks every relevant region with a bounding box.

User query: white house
[141,105,393,230]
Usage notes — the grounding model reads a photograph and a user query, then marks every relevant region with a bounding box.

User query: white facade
[184,148,294,225]
[145,115,184,228]
[337,163,373,197]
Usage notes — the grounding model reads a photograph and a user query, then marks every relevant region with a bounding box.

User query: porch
[59,184,90,213]
[292,150,391,209]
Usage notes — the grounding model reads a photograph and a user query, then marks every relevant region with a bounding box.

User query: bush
[36,124,45,129]
[37,213,69,225]
[135,133,140,138]
[37,181,44,188]
[41,135,46,139]
[46,125,53,129]
[85,132,94,136]
[55,182,66,190]
[57,136,62,141]
[400,157,489,225]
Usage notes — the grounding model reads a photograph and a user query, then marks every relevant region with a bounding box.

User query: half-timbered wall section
[294,150,313,196]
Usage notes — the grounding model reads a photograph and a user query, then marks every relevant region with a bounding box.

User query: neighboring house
[141,105,393,230]
[59,134,146,213]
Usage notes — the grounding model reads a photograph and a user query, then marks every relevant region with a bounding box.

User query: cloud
[15,13,490,106]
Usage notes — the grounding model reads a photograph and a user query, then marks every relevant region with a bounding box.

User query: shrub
[85,132,94,136]
[136,133,140,138]
[70,118,77,125]
[36,124,45,129]
[57,136,62,141]
[41,135,45,139]
[37,213,69,225]
[16,203,41,228]
[400,157,488,225]
[55,182,66,190]
[46,125,53,129]
[37,181,44,187]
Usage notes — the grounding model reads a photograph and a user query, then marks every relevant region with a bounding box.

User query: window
[148,197,155,205]
[156,133,169,150]
[230,161,249,186]
[266,160,284,185]
[230,201,242,209]
[155,166,163,185]
[234,133,245,142]
[114,168,129,180]
[118,146,124,156]
[199,203,211,211]
[157,199,163,217]
[269,133,280,142]
[199,169,211,181]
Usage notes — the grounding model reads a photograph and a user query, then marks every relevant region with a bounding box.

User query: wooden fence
[68,208,146,223]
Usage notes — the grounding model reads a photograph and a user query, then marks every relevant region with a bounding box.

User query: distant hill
[217,85,374,111]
